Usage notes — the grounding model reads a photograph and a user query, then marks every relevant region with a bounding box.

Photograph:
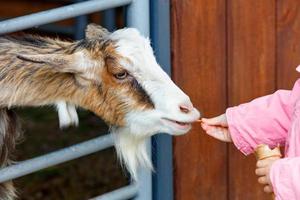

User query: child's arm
[226,90,292,155]
[269,157,300,199]
[202,90,293,155]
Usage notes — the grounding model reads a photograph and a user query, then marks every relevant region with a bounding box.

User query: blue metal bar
[74,14,89,39]
[126,0,149,36]
[0,134,114,183]
[37,24,74,35]
[90,184,138,200]
[150,1,173,200]
[102,9,117,32]
[126,1,151,200]
[0,0,132,35]
[74,0,89,40]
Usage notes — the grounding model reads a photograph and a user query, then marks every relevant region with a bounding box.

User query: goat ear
[17,52,101,82]
[85,23,110,39]
[16,53,79,73]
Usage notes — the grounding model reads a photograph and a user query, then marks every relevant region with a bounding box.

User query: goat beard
[111,126,153,181]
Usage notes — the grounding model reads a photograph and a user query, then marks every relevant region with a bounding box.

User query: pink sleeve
[270,157,300,200]
[226,90,292,155]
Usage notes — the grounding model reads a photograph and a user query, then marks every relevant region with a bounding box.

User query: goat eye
[114,71,128,80]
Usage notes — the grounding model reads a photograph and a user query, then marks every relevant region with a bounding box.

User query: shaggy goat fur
[0,25,153,199]
[0,24,200,199]
[0,109,21,199]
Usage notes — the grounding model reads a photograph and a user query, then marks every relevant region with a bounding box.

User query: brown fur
[0,109,21,200]
[0,35,152,125]
[0,25,153,199]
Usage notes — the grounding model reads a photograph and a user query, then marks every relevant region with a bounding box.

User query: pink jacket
[226,70,300,200]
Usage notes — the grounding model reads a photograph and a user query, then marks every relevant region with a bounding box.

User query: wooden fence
[172,0,300,199]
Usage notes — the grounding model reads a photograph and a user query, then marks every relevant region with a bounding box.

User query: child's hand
[201,114,232,142]
[255,157,280,193]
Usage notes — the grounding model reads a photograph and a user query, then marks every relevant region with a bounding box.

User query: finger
[257,176,268,185]
[201,123,214,131]
[201,122,221,133]
[264,185,273,193]
[214,126,231,142]
[202,114,227,127]
[206,127,231,142]
[257,157,279,168]
[255,167,267,176]
[257,160,268,168]
[201,123,222,135]
[202,116,226,126]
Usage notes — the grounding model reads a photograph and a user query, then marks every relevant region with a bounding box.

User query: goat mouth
[162,118,193,130]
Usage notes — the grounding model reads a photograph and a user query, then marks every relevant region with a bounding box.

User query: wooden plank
[171,0,227,199]
[227,0,276,199]
[277,0,300,89]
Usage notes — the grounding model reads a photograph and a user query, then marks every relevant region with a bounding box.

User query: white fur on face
[109,28,200,180]
[112,125,152,181]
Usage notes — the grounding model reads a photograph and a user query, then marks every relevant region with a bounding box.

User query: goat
[0,24,200,199]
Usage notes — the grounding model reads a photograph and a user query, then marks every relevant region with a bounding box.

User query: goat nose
[179,103,193,114]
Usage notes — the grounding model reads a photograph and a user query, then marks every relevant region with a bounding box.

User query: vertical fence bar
[74,0,89,40]
[127,0,149,35]
[126,1,151,200]
[102,9,116,31]
[150,0,173,200]
[74,14,88,39]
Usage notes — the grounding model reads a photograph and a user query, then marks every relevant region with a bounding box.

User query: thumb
[202,114,227,127]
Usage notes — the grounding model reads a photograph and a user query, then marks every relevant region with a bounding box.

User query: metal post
[90,184,138,200]
[126,0,149,36]
[74,14,88,39]
[150,1,173,200]
[126,1,152,200]
[74,0,89,40]
[102,9,116,32]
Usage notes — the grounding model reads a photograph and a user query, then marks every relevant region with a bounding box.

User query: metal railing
[0,0,151,199]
